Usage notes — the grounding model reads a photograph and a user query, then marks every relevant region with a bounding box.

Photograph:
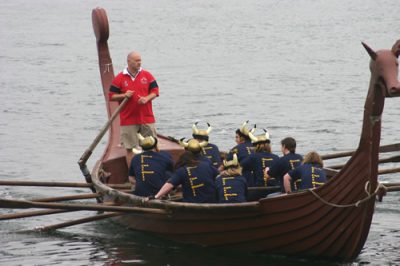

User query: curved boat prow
[92,7,121,161]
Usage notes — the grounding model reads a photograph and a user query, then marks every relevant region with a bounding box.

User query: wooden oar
[77,96,130,187]
[0,209,72,221]
[324,167,400,176]
[33,193,100,202]
[0,198,166,214]
[321,142,400,160]
[167,136,180,144]
[378,167,400,175]
[0,180,131,189]
[15,213,123,232]
[0,193,108,220]
[327,154,400,169]
[380,182,400,192]
[386,186,400,192]
[383,182,400,187]
[0,180,93,188]
[36,212,123,232]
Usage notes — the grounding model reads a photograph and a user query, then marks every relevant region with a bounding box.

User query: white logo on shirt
[141,77,148,84]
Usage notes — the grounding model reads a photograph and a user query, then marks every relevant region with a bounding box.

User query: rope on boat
[308,181,387,208]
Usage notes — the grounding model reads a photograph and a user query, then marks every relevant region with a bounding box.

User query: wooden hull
[91,144,375,261]
[88,7,391,261]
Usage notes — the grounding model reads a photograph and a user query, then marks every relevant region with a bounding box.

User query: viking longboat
[89,7,400,261]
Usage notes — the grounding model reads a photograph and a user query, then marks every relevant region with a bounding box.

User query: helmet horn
[263,129,270,140]
[192,122,199,134]
[199,140,208,148]
[137,132,145,141]
[179,137,189,148]
[206,122,212,134]
[248,130,258,142]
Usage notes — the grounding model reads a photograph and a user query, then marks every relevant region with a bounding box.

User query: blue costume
[168,161,219,203]
[227,140,255,185]
[129,151,174,197]
[192,153,215,167]
[268,152,303,192]
[288,163,327,190]
[201,143,222,168]
[227,140,254,162]
[215,174,247,203]
[241,151,279,187]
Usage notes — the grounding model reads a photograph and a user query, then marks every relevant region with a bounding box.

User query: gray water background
[0,0,399,265]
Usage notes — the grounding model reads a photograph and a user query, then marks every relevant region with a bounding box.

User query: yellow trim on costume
[246,147,253,155]
[222,177,238,200]
[140,155,154,181]
[261,158,274,186]
[289,159,300,169]
[311,166,322,188]
[189,177,204,196]
[290,159,301,190]
[261,158,273,169]
[186,166,204,197]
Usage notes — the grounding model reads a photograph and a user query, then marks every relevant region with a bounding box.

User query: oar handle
[78,95,130,167]
[77,95,129,201]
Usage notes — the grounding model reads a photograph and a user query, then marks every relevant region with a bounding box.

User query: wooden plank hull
[91,144,375,261]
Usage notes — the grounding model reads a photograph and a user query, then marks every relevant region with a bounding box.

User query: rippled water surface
[1,0,400,265]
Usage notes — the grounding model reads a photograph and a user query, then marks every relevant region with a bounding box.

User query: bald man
[109,51,159,166]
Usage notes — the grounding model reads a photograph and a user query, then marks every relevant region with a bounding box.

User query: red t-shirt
[109,68,159,125]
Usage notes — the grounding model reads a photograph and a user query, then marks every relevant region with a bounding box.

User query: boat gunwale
[91,158,263,212]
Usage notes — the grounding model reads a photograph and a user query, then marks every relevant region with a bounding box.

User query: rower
[151,138,219,203]
[265,137,303,193]
[128,133,174,197]
[192,122,222,168]
[241,129,279,187]
[283,151,327,194]
[216,154,248,203]
[226,121,256,186]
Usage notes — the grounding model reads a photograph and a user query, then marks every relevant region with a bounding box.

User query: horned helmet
[179,138,208,154]
[238,120,256,138]
[192,122,212,141]
[137,132,157,150]
[248,129,270,145]
[223,153,239,169]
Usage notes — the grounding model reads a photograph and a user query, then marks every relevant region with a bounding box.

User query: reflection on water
[2,221,343,266]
